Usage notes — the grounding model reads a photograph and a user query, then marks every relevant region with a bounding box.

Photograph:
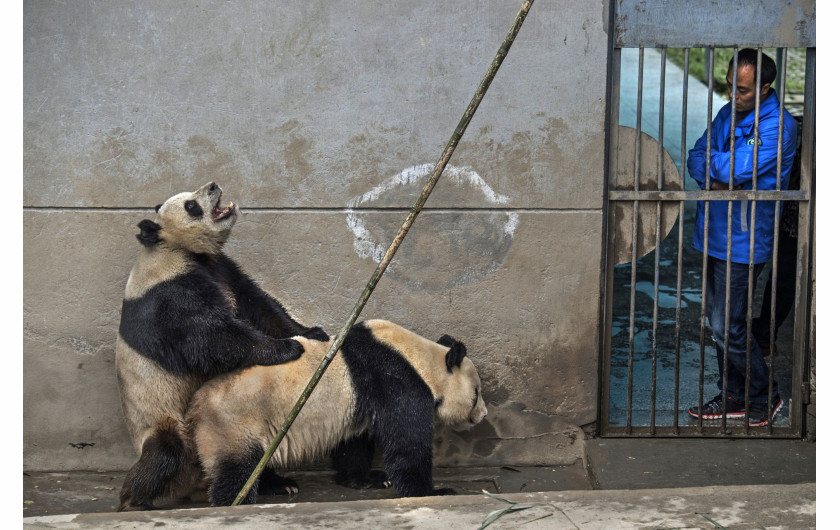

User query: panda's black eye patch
[184,200,203,218]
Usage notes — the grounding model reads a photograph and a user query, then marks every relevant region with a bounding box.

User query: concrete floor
[23,437,815,518]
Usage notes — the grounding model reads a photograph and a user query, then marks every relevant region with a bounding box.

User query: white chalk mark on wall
[345,165,518,290]
[348,163,511,208]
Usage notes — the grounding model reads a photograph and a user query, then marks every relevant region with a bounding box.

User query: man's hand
[710,180,743,190]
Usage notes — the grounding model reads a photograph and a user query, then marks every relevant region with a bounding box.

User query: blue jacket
[687,89,798,264]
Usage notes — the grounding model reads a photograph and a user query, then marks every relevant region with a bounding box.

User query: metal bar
[626,47,646,433]
[766,48,787,433]
[608,189,807,201]
[720,47,739,432]
[648,47,667,433]
[601,424,801,438]
[613,0,816,49]
[672,47,690,432]
[743,47,764,431]
[599,44,623,433]
[792,47,816,436]
[697,46,715,432]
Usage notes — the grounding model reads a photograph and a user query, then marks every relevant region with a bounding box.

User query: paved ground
[21,484,818,529]
[22,437,817,528]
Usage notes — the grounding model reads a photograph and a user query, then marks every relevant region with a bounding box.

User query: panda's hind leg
[206,444,263,506]
[331,434,390,489]
[119,419,195,511]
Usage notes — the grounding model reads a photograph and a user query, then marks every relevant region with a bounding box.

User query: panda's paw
[276,339,305,362]
[118,500,156,512]
[433,487,458,496]
[368,470,391,489]
[258,470,300,496]
[302,326,330,342]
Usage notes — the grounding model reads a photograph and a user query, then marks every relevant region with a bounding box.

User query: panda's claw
[257,471,299,497]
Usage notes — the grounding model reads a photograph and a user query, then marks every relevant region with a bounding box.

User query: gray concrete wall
[23,0,610,471]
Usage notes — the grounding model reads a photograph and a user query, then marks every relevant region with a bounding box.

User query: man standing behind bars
[686,49,797,426]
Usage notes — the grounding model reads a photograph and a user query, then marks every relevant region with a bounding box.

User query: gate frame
[598,0,816,438]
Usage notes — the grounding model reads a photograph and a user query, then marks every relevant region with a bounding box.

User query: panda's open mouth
[212,199,236,221]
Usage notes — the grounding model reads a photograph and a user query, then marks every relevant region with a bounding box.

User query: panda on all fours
[186,318,488,506]
[115,182,329,511]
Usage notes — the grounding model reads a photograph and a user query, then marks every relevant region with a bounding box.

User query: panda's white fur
[186,319,487,506]
[116,182,327,511]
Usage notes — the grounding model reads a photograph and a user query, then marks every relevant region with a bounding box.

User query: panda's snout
[208,182,219,195]
[470,397,488,424]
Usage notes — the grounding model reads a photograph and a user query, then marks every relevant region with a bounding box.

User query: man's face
[726,63,771,114]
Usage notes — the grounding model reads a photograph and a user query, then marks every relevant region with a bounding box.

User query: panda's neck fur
[124,245,197,300]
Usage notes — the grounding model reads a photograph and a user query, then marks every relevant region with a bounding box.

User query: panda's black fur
[186,319,487,506]
[116,182,327,511]
[118,251,321,377]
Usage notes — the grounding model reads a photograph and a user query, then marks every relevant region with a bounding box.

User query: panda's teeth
[213,202,235,220]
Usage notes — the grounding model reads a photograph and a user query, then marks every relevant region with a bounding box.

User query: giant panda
[115,181,328,511]
[186,318,487,506]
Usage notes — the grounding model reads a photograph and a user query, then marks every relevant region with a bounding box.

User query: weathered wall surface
[23,1,609,471]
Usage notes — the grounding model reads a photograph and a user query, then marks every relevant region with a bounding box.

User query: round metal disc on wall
[610,126,682,265]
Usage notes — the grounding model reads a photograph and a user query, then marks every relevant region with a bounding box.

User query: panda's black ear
[443,339,467,373]
[136,219,162,247]
[437,334,457,347]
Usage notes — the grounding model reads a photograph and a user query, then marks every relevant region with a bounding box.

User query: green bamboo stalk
[232,0,534,506]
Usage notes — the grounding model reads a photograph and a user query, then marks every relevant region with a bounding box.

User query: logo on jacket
[747,136,763,146]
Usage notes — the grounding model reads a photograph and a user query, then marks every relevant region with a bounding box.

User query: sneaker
[687,395,746,420]
[747,397,783,427]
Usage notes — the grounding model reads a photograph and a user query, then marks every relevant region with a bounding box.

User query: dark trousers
[752,228,798,350]
[706,256,779,404]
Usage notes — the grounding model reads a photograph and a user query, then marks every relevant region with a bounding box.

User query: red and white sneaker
[687,395,746,420]
[747,397,783,427]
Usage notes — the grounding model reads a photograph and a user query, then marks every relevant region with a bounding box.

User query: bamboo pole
[232,0,534,506]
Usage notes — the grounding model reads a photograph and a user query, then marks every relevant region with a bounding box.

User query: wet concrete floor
[23,438,815,518]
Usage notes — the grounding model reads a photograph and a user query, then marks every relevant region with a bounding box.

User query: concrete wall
[23,0,610,471]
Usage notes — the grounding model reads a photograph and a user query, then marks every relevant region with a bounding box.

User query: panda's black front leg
[373,410,439,497]
[218,254,328,341]
[331,434,390,489]
[200,318,306,373]
[382,445,436,497]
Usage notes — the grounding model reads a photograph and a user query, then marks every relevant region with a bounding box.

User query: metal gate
[599,1,815,437]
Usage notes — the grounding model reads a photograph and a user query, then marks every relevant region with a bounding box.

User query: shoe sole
[747,399,783,427]
[686,409,746,420]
